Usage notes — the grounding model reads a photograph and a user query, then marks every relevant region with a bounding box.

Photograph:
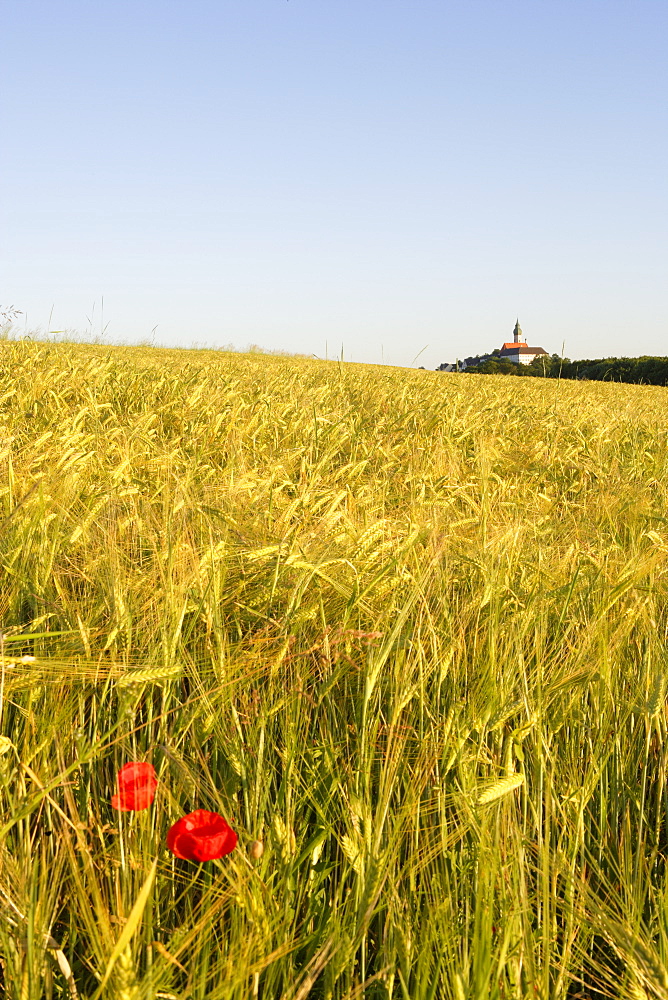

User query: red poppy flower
[166,809,238,862]
[111,762,158,811]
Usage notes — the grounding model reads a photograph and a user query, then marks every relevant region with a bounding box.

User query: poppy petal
[166,810,237,862]
[112,761,158,811]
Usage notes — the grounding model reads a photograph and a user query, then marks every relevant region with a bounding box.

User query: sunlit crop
[2,337,668,997]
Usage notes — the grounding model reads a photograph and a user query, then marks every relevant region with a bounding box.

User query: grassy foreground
[2,339,668,999]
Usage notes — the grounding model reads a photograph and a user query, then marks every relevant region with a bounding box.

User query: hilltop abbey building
[436,321,548,371]
[497,320,548,365]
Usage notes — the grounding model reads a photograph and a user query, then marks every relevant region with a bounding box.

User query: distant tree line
[442,353,668,385]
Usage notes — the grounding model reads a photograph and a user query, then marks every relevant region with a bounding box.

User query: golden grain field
[2,337,668,999]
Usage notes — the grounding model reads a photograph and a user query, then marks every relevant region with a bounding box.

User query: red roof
[501,342,527,349]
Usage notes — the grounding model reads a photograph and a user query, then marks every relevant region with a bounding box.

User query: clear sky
[2,0,666,369]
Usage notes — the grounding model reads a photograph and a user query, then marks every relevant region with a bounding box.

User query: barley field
[2,338,668,999]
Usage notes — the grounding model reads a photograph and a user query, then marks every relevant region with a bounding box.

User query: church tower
[513,319,525,344]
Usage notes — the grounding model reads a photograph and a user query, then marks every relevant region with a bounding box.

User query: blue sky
[2,0,666,368]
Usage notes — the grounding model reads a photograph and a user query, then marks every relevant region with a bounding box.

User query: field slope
[2,339,668,998]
